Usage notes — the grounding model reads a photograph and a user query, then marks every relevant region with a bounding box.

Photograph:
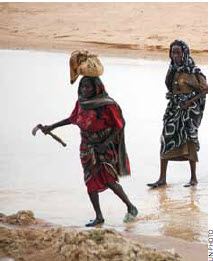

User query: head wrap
[78,76,115,110]
[165,39,206,91]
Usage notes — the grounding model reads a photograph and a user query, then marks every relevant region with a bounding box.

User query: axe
[32,124,67,147]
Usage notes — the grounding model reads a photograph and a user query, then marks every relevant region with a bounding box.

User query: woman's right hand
[42,125,55,134]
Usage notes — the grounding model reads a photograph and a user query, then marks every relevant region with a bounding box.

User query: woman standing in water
[147,40,208,188]
[43,76,138,226]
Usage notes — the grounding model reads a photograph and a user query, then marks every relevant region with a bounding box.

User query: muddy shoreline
[0,211,207,261]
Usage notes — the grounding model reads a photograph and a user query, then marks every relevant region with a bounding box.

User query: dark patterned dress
[160,72,207,161]
[69,101,130,192]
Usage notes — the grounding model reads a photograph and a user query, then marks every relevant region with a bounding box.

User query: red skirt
[86,165,117,193]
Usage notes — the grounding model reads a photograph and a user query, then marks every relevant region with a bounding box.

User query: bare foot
[183,181,198,187]
[147,180,167,188]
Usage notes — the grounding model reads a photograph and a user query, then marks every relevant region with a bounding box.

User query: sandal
[147,181,167,188]
[85,218,105,227]
[123,206,138,223]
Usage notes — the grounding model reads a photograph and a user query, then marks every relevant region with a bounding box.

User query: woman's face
[171,45,183,66]
[80,79,96,98]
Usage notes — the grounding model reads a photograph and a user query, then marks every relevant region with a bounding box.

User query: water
[0,50,208,243]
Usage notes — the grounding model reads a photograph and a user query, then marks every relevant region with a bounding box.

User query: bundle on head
[69,50,104,84]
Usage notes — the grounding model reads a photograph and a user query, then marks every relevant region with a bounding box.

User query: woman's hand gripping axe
[32,124,67,147]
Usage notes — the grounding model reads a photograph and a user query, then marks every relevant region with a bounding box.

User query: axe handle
[47,131,67,147]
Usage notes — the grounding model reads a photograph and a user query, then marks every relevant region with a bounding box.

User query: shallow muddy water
[0,50,208,243]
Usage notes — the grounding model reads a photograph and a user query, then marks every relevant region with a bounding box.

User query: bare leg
[184,160,198,187]
[147,159,168,188]
[86,192,104,227]
[107,183,138,216]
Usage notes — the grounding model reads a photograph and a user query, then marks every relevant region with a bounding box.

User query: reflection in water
[121,184,207,244]
[154,186,205,242]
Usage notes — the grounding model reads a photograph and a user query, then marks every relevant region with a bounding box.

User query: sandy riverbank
[0,2,208,63]
[0,211,180,261]
[0,211,207,261]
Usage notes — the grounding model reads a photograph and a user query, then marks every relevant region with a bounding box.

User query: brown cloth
[161,140,198,161]
[172,73,208,94]
[69,50,104,84]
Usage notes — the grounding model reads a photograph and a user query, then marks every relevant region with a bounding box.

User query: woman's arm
[182,88,208,109]
[182,74,208,109]
[189,87,208,102]
[42,101,79,133]
[43,118,71,134]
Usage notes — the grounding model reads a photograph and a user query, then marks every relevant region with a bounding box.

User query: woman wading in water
[43,76,138,226]
[147,40,208,188]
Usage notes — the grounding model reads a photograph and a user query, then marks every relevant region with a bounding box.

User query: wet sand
[0,2,208,63]
[0,211,206,261]
[124,233,207,261]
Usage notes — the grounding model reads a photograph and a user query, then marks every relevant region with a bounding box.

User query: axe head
[32,124,43,136]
